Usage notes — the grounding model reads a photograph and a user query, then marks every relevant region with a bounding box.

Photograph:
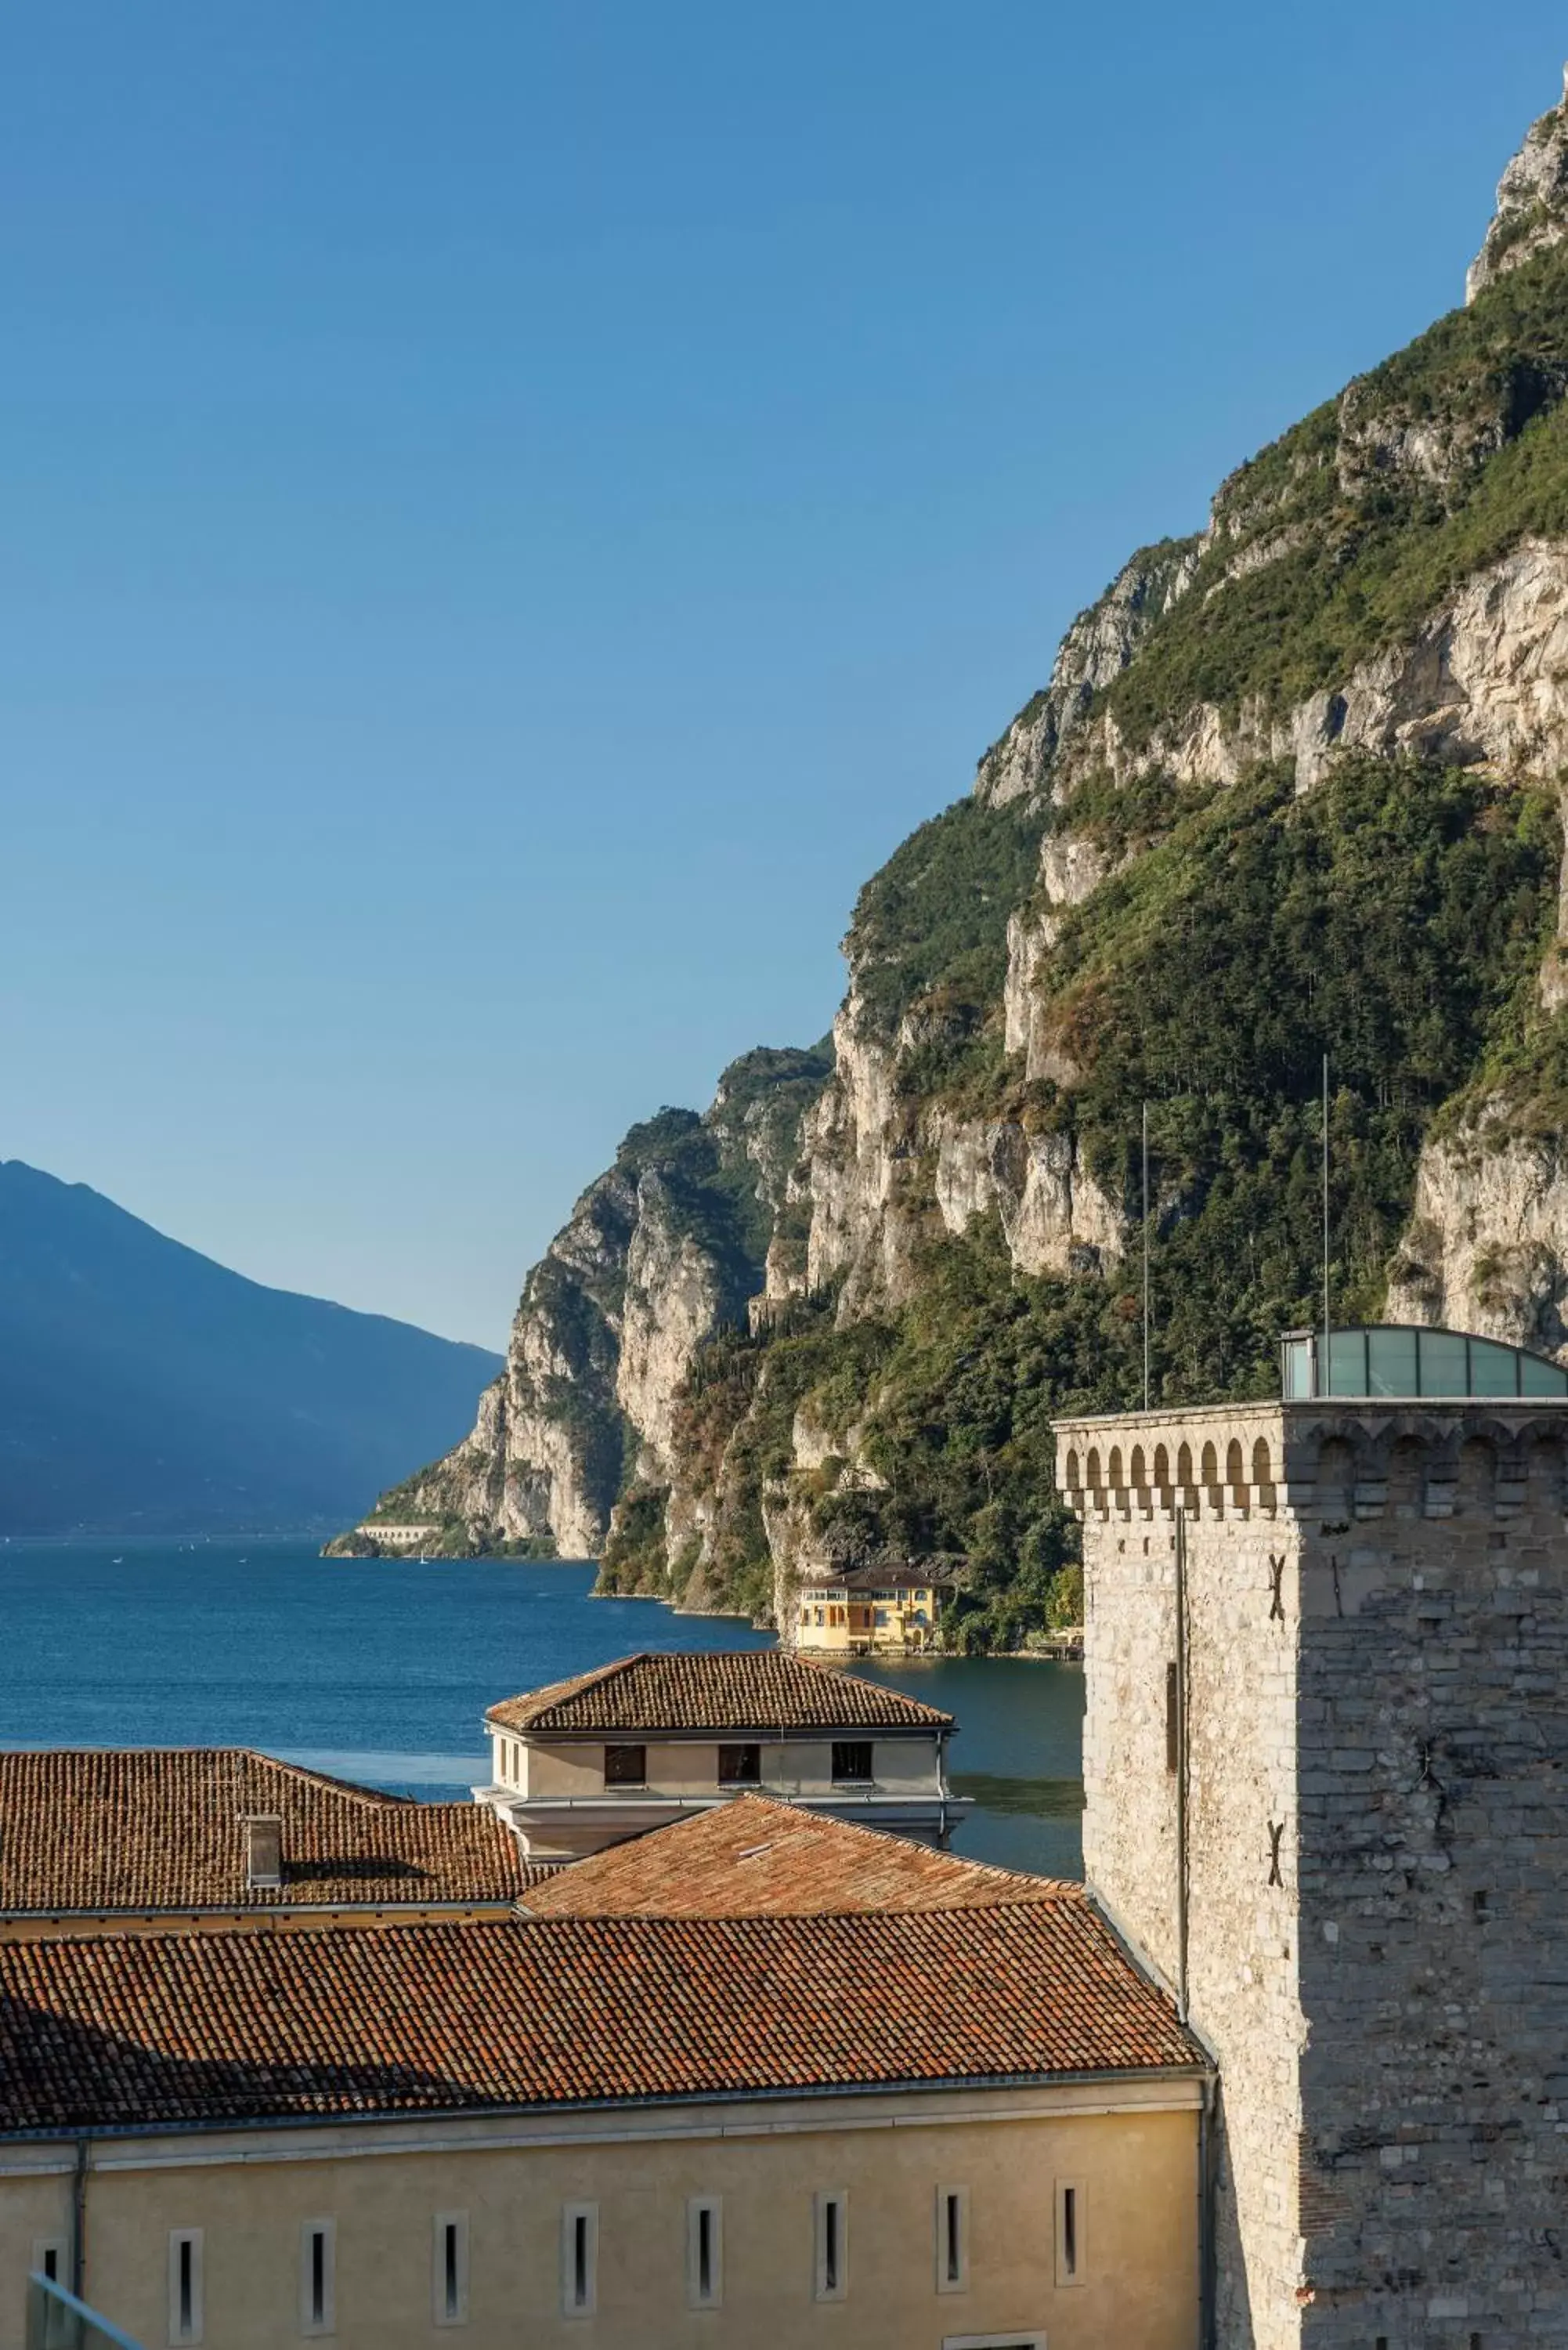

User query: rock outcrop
[1386,1114,1568,1354]
[1468,67,1568,302]
[356,1050,830,1561]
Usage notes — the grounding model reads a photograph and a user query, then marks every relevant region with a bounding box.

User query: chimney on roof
[240,1814,284,1890]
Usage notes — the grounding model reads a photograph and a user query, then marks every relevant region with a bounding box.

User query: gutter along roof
[486,1650,953,1736]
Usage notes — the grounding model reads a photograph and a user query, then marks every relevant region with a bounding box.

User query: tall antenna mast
[1321,1053,1331,1378]
[1142,1101,1151,1412]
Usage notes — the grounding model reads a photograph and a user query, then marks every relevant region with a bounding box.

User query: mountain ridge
[343,71,1568,1648]
[0,1159,501,1536]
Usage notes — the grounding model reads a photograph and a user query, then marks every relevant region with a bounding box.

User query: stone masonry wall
[1059,1397,1568,2350]
[1066,1405,1306,2350]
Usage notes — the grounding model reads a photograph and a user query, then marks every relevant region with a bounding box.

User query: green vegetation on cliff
[637,754,1559,1645]
[1106,245,1568,748]
[847,794,1046,1038]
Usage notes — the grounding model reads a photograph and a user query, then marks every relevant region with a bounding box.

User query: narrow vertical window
[168,2231,203,2347]
[1054,2180,1084,2287]
[432,2213,468,2326]
[300,2220,335,2337]
[813,2190,847,2301]
[934,2186,969,2292]
[1165,1662,1179,1773]
[686,2196,722,2308]
[33,2242,70,2350]
[561,2204,598,2317]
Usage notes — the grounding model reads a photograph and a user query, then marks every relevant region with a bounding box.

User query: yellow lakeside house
[793,1564,946,1656]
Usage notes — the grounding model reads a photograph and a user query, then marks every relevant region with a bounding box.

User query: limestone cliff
[342,72,1568,1650]
[1468,67,1568,302]
[345,1047,829,1561]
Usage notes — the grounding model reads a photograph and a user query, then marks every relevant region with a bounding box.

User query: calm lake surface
[0,1541,1085,1877]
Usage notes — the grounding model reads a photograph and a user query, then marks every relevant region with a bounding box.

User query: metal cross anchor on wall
[1268,1553,1286,1621]
[1267,1820,1285,1887]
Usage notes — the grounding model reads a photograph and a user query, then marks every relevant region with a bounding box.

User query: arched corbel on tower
[1457,1434,1497,1517]
[1226,1437,1248,1517]
[1251,1436,1276,1517]
[1314,1434,1356,1526]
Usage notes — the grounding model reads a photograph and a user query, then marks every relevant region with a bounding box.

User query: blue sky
[2,4,1561,1346]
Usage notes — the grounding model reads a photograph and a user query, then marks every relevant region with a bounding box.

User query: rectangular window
[717,1743,761,1788]
[603,1744,646,1788]
[433,2213,468,2327]
[1054,2180,1084,2287]
[936,2186,969,2293]
[686,2196,722,2308]
[830,1742,873,1786]
[562,2204,598,2318]
[813,2190,847,2301]
[1165,1662,1179,1774]
[301,2220,335,2337]
[168,2232,203,2348]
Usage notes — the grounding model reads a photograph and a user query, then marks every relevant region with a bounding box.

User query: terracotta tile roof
[523,1795,1071,1918]
[0,1904,1204,2134]
[0,1750,535,1914]
[486,1651,953,1735]
[807,1564,951,1593]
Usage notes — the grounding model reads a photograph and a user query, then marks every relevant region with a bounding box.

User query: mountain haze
[0,1161,500,1535]
[346,73,1568,1647]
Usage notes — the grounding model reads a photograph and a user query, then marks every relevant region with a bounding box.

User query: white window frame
[432,2211,469,2327]
[685,2196,722,2309]
[168,2230,203,2348]
[561,2202,598,2319]
[813,2189,848,2303]
[1054,2175,1085,2287]
[935,2184,970,2294]
[300,2218,336,2337]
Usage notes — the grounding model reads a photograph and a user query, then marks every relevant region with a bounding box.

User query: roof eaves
[0,2057,1215,2146]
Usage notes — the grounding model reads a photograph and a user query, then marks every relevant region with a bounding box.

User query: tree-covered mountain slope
[0,1161,501,1536]
[345,74,1568,1650]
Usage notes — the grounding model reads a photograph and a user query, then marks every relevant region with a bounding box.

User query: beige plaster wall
[1,2100,1199,2350]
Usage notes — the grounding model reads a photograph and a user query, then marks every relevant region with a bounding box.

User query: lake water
[0,1540,1085,1878]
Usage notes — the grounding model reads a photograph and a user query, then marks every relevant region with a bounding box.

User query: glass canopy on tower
[1281,1325,1568,1401]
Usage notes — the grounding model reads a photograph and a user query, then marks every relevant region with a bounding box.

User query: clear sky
[2,4,1561,1347]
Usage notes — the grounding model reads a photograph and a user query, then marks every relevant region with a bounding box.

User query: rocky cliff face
[348,1048,829,1562]
[343,74,1568,1648]
[1468,67,1568,302]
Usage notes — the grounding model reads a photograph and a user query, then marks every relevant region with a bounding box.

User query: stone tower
[1056,1343,1568,2349]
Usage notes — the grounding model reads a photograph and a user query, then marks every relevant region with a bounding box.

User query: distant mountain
[0,1161,501,1536]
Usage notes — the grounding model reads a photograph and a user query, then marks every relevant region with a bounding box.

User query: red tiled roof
[0,1750,534,1914]
[0,1904,1204,2133]
[523,1794,1071,1918]
[486,1651,953,1735]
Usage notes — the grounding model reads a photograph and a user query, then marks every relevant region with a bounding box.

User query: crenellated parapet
[1054,1397,1568,1526]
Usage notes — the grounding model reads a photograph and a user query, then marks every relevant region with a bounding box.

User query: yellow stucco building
[792,1564,945,1655]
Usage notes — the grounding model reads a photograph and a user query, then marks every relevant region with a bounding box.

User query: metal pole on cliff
[1141,1101,1151,1413]
[1321,1054,1331,1379]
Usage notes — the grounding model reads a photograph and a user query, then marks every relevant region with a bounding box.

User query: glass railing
[1281,1325,1568,1401]
[27,2273,146,2350]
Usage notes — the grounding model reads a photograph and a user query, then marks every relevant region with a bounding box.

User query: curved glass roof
[1281,1325,1568,1401]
